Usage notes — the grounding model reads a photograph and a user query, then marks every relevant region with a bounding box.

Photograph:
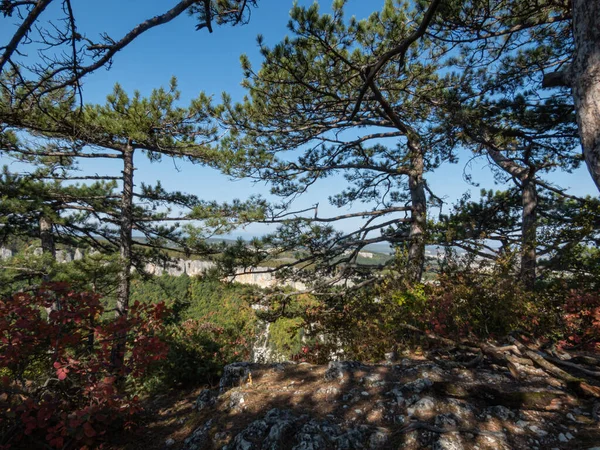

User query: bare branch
[0,0,52,73]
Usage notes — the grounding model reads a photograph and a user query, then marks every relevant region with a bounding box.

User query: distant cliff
[0,247,305,290]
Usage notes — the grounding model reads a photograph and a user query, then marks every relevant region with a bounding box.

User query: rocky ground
[111,343,600,450]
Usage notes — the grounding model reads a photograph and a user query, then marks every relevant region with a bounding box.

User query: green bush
[296,255,578,361]
[147,319,252,388]
[137,276,259,390]
[269,317,304,357]
[130,273,191,323]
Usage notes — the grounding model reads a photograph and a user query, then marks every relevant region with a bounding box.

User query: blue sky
[1,0,597,238]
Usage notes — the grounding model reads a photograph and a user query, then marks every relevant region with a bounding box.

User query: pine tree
[0,163,121,291]
[424,0,600,191]
[434,84,581,287]
[216,0,452,285]
[1,78,254,367]
[435,188,600,288]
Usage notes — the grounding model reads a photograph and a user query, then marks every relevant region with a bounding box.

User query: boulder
[182,419,213,450]
[0,247,13,260]
[220,362,253,393]
[194,389,217,411]
[324,361,365,383]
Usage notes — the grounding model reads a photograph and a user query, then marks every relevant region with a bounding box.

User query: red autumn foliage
[291,343,325,364]
[0,283,169,449]
[561,290,600,351]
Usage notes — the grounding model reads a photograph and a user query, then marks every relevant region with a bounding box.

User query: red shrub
[0,283,168,449]
[561,290,600,351]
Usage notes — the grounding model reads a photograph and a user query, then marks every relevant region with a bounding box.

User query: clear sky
[1,0,597,238]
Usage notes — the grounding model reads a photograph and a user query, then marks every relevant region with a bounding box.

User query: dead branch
[541,353,600,378]
[509,337,600,398]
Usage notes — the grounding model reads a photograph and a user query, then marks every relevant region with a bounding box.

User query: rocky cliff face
[144,259,216,277]
[0,247,305,290]
[1,247,85,263]
[144,259,306,290]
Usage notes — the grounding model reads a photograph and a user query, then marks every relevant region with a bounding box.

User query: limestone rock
[55,249,72,263]
[490,405,514,421]
[368,429,389,449]
[403,377,433,394]
[0,247,13,260]
[433,432,464,450]
[180,359,596,450]
[324,361,364,383]
[229,391,246,412]
[182,419,213,450]
[361,373,385,388]
[222,408,384,450]
[220,362,252,393]
[407,396,436,418]
[384,351,397,364]
[195,389,217,411]
[434,413,460,428]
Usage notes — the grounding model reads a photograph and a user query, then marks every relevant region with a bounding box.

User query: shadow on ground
[111,353,600,450]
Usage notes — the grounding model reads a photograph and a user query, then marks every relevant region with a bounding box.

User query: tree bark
[485,148,538,288]
[40,215,60,314]
[39,216,55,259]
[572,0,600,192]
[363,79,427,283]
[111,144,134,370]
[116,146,134,318]
[406,140,426,283]
[520,173,538,289]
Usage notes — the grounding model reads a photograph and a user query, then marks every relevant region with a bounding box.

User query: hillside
[109,344,600,450]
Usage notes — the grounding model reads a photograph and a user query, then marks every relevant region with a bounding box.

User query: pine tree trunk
[111,145,134,370]
[520,174,537,289]
[39,216,55,259]
[40,215,59,314]
[572,0,600,192]
[116,146,134,318]
[484,148,538,286]
[407,141,426,283]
